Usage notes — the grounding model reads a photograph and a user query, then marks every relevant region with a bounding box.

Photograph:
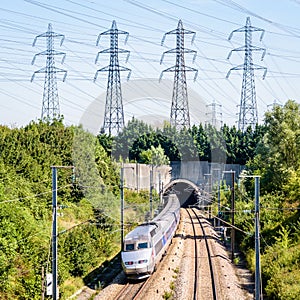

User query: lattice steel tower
[94,20,131,135]
[31,23,67,121]
[160,20,198,130]
[227,17,267,132]
[206,100,222,128]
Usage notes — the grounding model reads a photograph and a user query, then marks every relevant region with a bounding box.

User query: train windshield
[138,242,148,249]
[124,241,150,251]
[125,243,134,251]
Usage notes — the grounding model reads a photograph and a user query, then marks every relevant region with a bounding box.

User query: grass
[60,277,85,300]
[162,290,173,300]
[233,256,240,265]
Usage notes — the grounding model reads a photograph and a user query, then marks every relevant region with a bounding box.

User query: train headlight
[138,259,148,264]
[125,261,134,265]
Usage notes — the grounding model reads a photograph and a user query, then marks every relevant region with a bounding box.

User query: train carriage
[121,194,180,279]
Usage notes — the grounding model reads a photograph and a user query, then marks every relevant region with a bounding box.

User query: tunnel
[162,179,202,208]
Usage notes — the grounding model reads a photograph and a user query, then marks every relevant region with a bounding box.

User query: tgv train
[121,194,180,279]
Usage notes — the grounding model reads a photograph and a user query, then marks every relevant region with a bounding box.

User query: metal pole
[41,266,45,300]
[204,173,212,218]
[231,171,235,263]
[150,167,153,219]
[217,169,221,228]
[51,167,58,300]
[209,173,212,219]
[136,162,139,192]
[120,166,124,251]
[161,182,164,205]
[158,172,163,205]
[255,176,261,300]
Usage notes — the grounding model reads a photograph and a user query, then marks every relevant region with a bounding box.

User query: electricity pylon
[160,19,198,130]
[206,100,222,128]
[227,17,267,132]
[31,23,67,121]
[94,20,131,136]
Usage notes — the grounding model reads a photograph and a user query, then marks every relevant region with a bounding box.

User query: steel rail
[191,208,218,300]
[186,208,199,300]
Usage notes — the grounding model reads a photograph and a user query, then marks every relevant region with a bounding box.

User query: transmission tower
[31,23,67,121]
[227,17,267,132]
[267,99,282,110]
[160,20,198,130]
[206,100,222,128]
[94,20,131,136]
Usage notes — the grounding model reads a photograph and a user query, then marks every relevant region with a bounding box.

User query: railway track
[185,208,200,299]
[186,207,218,300]
[92,208,248,300]
[113,278,150,300]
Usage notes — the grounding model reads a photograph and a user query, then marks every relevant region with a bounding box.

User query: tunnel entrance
[163,179,201,208]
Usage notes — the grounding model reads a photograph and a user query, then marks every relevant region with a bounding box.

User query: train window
[150,229,157,237]
[137,242,148,249]
[125,244,134,251]
[154,240,163,254]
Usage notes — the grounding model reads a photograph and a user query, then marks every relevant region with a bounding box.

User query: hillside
[0,120,121,299]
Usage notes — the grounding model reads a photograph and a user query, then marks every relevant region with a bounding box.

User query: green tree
[250,100,300,193]
[114,118,153,160]
[97,133,113,156]
[129,130,180,162]
[0,120,120,299]
[139,145,170,165]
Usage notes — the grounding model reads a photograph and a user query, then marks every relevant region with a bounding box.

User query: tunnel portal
[163,179,202,208]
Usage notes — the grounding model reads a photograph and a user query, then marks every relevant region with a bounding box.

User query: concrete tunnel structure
[162,179,205,208]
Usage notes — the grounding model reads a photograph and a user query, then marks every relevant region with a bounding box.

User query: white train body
[121,194,180,279]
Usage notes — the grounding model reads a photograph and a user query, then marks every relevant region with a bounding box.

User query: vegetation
[98,115,300,298]
[0,119,162,299]
[225,100,300,299]
[1,100,300,299]
[98,117,264,165]
[0,120,121,299]
[162,290,173,300]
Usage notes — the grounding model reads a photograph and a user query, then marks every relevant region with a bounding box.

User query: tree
[114,118,153,160]
[129,130,180,163]
[252,100,300,193]
[97,133,113,156]
[0,121,120,299]
[139,145,170,165]
[191,124,210,161]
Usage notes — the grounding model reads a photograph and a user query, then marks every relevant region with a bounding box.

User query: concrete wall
[171,161,209,185]
[123,163,172,193]
[171,161,245,192]
[123,161,244,193]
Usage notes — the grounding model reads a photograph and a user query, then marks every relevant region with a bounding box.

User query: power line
[1,0,300,128]
[0,185,72,205]
[213,0,300,38]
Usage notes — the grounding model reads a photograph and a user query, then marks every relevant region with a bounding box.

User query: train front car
[121,223,157,279]
[121,194,180,279]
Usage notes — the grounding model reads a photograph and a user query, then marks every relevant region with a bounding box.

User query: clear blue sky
[1,0,300,132]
